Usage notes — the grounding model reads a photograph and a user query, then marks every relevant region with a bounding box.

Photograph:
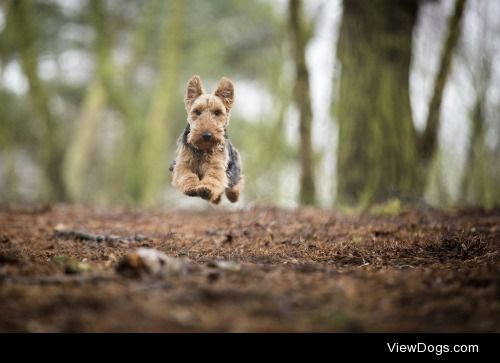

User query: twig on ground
[53,224,147,244]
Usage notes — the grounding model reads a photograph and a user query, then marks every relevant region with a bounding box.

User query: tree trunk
[336,0,419,206]
[62,80,107,201]
[138,0,184,206]
[288,0,316,206]
[89,0,144,203]
[419,0,467,163]
[461,94,495,208]
[11,0,66,201]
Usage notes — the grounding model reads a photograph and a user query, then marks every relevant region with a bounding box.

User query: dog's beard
[188,134,224,152]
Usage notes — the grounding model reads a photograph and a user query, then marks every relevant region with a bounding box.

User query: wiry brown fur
[172,75,243,204]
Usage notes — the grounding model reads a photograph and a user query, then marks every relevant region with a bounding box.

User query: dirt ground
[0,204,499,332]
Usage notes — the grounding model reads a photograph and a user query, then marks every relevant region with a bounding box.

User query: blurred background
[0,0,499,210]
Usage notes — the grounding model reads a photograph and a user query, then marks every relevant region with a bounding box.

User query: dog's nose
[202,132,212,141]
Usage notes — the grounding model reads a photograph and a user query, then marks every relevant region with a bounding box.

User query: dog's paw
[196,186,213,201]
[184,188,198,197]
[225,189,239,203]
[211,194,222,205]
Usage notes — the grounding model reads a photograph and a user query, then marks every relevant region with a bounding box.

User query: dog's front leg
[172,161,200,197]
[197,160,228,204]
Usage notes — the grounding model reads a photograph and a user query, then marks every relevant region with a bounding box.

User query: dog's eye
[213,110,222,116]
[193,109,201,116]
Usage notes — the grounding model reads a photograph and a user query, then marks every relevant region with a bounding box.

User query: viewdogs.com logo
[387,343,479,355]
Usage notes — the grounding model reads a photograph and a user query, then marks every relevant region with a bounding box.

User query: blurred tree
[288,0,316,205]
[138,0,184,206]
[336,0,467,206]
[461,83,495,208]
[11,0,67,201]
[420,0,467,164]
[88,0,143,203]
[459,2,499,209]
[336,0,420,206]
[62,79,107,201]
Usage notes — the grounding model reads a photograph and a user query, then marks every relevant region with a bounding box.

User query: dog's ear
[185,75,204,111]
[214,77,234,112]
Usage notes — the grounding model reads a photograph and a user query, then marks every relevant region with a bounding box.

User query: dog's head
[184,75,234,152]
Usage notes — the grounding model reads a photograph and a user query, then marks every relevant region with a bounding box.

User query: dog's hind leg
[225,179,243,203]
[224,141,243,203]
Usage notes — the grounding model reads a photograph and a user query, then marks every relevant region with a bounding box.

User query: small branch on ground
[53,224,147,244]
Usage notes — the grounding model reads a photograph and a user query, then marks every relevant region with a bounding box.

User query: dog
[170,75,243,204]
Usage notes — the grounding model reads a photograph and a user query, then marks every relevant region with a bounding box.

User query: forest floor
[0,204,499,332]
